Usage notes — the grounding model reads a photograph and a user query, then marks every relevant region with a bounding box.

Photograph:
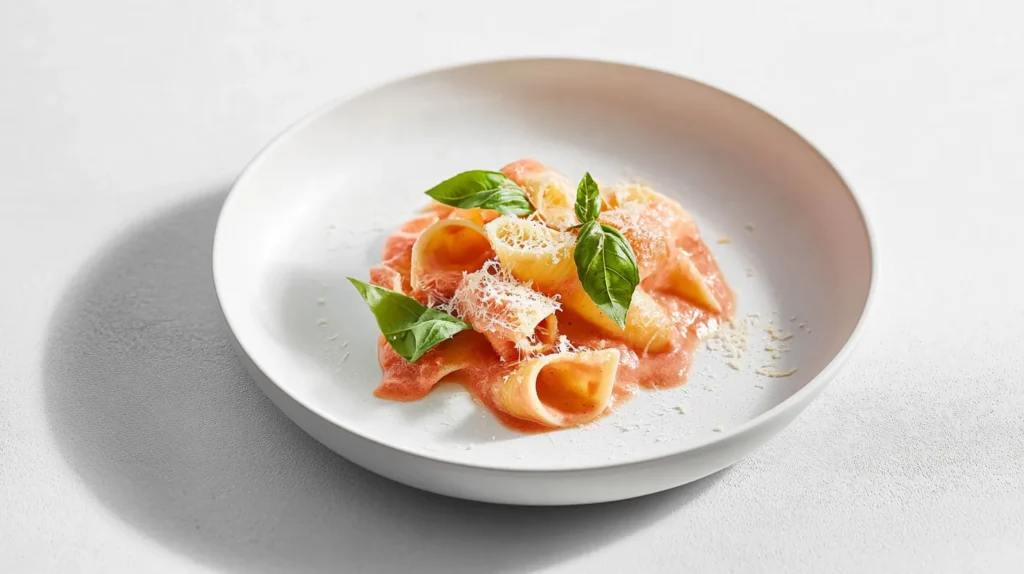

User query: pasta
[601,183,724,312]
[376,212,439,294]
[500,159,579,230]
[484,216,576,292]
[448,266,560,361]
[559,287,675,353]
[492,349,619,427]
[598,205,673,280]
[602,181,699,242]
[410,218,494,302]
[488,215,675,353]
[646,249,723,313]
[357,160,735,432]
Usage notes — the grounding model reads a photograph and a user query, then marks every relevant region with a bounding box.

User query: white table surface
[2,1,1022,572]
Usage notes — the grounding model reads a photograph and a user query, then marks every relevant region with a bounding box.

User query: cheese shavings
[706,318,751,360]
[448,261,560,349]
[755,366,798,378]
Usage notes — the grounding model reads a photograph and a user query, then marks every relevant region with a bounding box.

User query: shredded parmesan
[765,327,793,341]
[717,237,732,244]
[698,308,805,381]
[521,171,577,230]
[707,319,750,359]
[448,262,559,348]
[554,334,587,354]
[756,366,798,378]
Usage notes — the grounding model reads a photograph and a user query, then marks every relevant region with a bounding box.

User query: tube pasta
[376,212,439,294]
[493,349,619,427]
[561,287,675,353]
[602,183,723,313]
[410,218,495,301]
[601,182,698,243]
[449,267,560,361]
[484,216,576,292]
[500,159,578,230]
[646,249,722,313]
[598,206,673,280]
[487,216,675,353]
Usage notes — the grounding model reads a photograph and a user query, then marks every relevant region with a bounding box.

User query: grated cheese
[707,319,750,360]
[523,170,578,230]
[554,334,587,354]
[717,237,733,244]
[755,366,798,378]
[448,262,559,349]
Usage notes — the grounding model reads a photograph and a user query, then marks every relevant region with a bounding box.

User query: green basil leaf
[574,172,601,224]
[348,278,471,362]
[573,221,641,329]
[424,170,534,216]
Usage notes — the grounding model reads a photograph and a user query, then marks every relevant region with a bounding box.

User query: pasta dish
[349,159,734,432]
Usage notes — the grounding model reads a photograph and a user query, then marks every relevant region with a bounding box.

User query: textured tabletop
[2,1,1022,572]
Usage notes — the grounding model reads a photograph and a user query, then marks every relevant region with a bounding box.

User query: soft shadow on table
[43,191,724,574]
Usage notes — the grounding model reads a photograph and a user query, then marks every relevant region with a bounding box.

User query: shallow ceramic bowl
[213,58,875,505]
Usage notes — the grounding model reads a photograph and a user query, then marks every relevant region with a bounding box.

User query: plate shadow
[43,190,724,573]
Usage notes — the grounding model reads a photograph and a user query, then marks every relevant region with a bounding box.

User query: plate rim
[212,56,879,473]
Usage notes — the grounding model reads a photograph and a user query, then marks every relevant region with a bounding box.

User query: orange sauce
[367,178,735,434]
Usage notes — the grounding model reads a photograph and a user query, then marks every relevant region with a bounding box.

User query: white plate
[213,58,875,505]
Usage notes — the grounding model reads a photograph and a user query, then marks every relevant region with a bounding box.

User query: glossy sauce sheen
[369,190,735,434]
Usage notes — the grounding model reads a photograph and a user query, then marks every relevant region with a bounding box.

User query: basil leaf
[424,170,534,216]
[348,278,471,362]
[574,172,601,224]
[573,221,641,329]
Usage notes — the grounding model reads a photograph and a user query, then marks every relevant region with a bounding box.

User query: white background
[2,1,1022,572]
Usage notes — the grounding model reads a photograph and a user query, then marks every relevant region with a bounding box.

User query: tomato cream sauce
[367,194,735,434]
